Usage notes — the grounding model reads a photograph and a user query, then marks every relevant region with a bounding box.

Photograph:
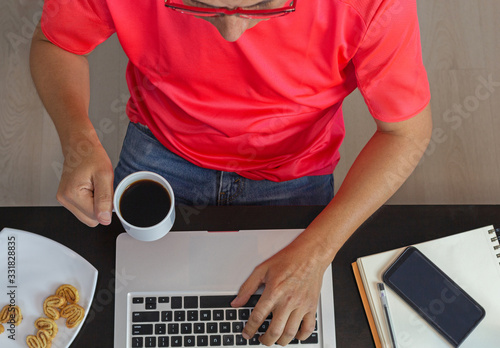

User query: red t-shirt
[41,0,430,181]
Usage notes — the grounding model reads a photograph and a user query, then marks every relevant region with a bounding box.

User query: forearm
[29,24,99,152]
[298,105,433,266]
[235,114,432,344]
[30,24,114,227]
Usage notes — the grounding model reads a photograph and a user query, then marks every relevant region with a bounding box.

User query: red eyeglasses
[164,0,296,19]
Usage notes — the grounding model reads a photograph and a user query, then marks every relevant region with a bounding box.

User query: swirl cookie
[0,324,4,334]
[60,303,85,329]
[43,296,66,320]
[37,329,53,347]
[26,334,42,348]
[0,305,22,325]
[35,317,58,339]
[26,329,53,348]
[55,284,80,305]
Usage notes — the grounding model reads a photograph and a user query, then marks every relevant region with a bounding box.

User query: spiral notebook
[352,225,500,348]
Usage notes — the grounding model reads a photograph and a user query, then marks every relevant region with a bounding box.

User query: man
[30,0,432,345]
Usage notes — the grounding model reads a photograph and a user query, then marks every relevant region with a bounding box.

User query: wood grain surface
[1,0,499,206]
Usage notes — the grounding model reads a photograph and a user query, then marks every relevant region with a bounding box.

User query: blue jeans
[114,123,334,206]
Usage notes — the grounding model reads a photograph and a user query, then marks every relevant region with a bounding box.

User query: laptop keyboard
[128,293,320,347]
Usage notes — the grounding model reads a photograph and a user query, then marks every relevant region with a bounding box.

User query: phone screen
[383,247,485,347]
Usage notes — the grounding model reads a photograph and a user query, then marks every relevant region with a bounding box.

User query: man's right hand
[57,141,114,227]
[30,22,114,227]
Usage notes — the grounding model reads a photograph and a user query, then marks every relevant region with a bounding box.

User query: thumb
[93,172,114,225]
[231,265,267,307]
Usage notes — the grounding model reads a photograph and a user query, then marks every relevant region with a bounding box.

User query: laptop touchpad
[189,233,259,289]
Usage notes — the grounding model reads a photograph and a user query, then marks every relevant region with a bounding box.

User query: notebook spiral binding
[488,227,500,264]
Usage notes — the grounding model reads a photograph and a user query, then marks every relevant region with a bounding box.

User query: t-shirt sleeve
[41,0,116,55]
[352,0,431,122]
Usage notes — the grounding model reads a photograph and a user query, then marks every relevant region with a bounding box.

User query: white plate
[0,228,98,347]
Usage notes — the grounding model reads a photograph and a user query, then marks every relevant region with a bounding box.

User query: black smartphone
[382,246,485,347]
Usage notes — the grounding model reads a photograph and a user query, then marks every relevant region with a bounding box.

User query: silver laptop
[114,229,336,348]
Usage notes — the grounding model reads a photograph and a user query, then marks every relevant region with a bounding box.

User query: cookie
[0,305,22,325]
[36,329,53,348]
[43,296,66,320]
[60,303,85,329]
[34,317,58,339]
[55,284,80,305]
[26,330,52,348]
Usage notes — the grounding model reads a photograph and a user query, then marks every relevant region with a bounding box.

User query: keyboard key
[145,336,156,347]
[187,310,198,321]
[133,297,144,304]
[242,295,261,307]
[238,309,250,321]
[194,322,205,334]
[158,336,169,347]
[146,297,157,310]
[200,296,235,308]
[249,335,260,345]
[235,335,247,346]
[223,335,234,346]
[301,333,319,344]
[184,296,198,309]
[219,322,231,333]
[197,335,209,347]
[133,311,160,323]
[162,311,172,322]
[200,310,211,321]
[132,324,153,335]
[225,309,237,320]
[184,336,196,347]
[200,295,261,308]
[232,322,244,333]
[171,336,182,347]
[155,323,166,335]
[168,323,179,335]
[171,297,182,309]
[181,323,192,334]
[132,337,143,348]
[159,297,169,303]
[258,321,269,333]
[207,323,218,333]
[210,335,222,346]
[213,310,224,321]
[174,311,186,322]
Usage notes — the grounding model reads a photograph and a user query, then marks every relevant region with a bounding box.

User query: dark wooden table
[1,205,499,347]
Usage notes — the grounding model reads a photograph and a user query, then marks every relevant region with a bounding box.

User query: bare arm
[233,103,433,345]
[30,23,114,227]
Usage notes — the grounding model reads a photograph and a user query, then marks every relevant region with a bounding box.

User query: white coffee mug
[114,171,175,242]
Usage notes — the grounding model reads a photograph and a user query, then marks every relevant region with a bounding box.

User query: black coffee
[119,179,171,227]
